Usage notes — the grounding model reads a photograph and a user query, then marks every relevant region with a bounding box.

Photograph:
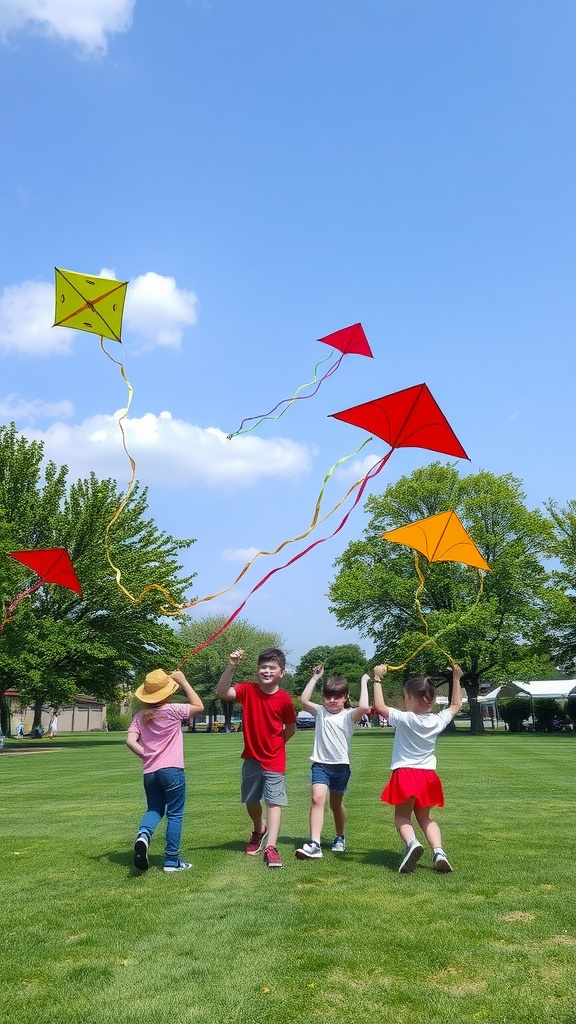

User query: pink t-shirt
[128,704,191,773]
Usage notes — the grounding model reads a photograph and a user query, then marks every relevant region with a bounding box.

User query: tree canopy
[291,644,369,702]
[0,423,196,730]
[328,463,556,732]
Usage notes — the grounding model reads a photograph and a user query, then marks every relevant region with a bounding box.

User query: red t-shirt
[234,682,296,772]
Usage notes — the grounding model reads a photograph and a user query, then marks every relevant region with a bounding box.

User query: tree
[292,644,369,702]
[0,424,196,731]
[175,615,286,729]
[542,499,576,674]
[328,463,554,733]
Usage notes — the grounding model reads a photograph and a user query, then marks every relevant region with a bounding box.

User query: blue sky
[1,0,575,668]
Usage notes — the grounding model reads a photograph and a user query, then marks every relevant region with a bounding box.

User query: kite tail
[177,448,394,667]
[413,553,430,637]
[162,436,373,614]
[227,350,342,438]
[99,340,182,610]
[0,581,43,633]
[385,570,486,672]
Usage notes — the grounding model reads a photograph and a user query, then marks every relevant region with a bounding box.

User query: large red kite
[329,383,469,459]
[227,323,373,438]
[382,511,491,571]
[1,548,82,633]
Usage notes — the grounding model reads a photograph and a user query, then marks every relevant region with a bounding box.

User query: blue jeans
[138,767,186,867]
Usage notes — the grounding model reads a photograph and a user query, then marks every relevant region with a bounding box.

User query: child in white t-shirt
[372,662,463,874]
[295,665,370,859]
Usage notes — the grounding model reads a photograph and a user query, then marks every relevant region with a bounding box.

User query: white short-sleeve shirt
[387,706,453,770]
[310,705,356,765]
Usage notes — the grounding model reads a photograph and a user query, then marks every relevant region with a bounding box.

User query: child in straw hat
[127,669,204,873]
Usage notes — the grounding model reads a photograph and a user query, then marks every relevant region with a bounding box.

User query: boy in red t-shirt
[217,648,297,868]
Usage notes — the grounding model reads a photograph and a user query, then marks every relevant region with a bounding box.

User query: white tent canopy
[510,680,576,700]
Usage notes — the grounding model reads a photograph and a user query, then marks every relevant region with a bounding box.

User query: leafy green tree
[292,644,369,703]
[328,463,554,733]
[543,499,576,674]
[175,615,286,729]
[0,424,196,731]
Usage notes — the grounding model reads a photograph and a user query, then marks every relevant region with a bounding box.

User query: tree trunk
[33,697,44,731]
[0,694,9,736]
[468,696,485,735]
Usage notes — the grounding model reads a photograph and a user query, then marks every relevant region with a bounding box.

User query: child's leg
[266,804,282,848]
[246,801,266,832]
[162,768,186,867]
[139,771,166,840]
[414,805,442,850]
[394,798,417,845]
[329,790,346,838]
[310,783,328,843]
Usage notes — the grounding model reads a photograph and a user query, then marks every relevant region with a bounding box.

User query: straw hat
[134,669,179,704]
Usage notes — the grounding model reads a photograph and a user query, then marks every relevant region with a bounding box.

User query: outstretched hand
[229,649,244,667]
[373,664,388,682]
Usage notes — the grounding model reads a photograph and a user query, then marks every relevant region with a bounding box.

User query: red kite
[382,511,491,571]
[1,548,82,633]
[228,323,373,438]
[329,383,469,460]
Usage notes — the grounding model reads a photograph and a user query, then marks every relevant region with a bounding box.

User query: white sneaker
[163,860,193,873]
[399,840,423,873]
[433,850,453,873]
[295,841,323,859]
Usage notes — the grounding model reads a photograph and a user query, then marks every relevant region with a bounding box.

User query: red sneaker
[246,824,268,855]
[263,845,283,869]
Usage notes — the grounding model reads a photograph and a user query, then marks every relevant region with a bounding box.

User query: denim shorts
[311,761,351,793]
[241,758,288,806]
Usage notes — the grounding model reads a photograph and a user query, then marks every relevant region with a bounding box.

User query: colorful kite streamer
[227,323,373,438]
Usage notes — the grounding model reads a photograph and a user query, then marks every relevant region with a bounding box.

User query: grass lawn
[1,728,575,1024]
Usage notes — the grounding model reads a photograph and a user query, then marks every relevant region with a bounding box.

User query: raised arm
[217,649,244,701]
[299,665,324,714]
[170,670,204,716]
[372,664,391,719]
[449,663,463,717]
[350,671,372,723]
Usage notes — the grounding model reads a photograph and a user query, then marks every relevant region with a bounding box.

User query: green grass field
[1,729,575,1024]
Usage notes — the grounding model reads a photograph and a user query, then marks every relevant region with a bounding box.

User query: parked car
[296,710,315,729]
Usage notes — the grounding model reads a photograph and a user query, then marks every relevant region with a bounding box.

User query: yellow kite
[53,268,128,343]
[381,510,491,571]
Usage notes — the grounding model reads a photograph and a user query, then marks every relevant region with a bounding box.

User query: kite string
[385,569,486,672]
[0,580,43,633]
[177,447,395,668]
[162,436,374,614]
[228,350,342,438]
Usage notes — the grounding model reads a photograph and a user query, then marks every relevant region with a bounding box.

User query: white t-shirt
[310,705,356,765]
[387,706,453,770]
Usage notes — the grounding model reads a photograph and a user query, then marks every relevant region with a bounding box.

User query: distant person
[127,669,204,873]
[48,713,58,739]
[295,664,370,859]
[15,720,24,738]
[372,662,463,873]
[217,648,297,869]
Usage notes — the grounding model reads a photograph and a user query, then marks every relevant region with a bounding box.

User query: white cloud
[336,452,383,481]
[20,408,313,489]
[0,393,74,423]
[221,547,260,562]
[0,280,69,356]
[0,270,198,356]
[124,272,198,349]
[0,0,135,56]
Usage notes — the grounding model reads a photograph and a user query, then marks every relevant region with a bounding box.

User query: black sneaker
[133,835,149,871]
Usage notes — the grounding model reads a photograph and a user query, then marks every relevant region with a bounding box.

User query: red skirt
[381,767,445,809]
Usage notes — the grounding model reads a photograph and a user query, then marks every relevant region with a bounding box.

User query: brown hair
[141,696,172,724]
[322,675,349,698]
[258,647,286,671]
[404,675,436,707]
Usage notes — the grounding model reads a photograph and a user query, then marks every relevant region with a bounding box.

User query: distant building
[4,690,107,734]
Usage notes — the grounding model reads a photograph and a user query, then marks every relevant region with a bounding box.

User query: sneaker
[133,835,149,872]
[163,860,193,873]
[399,840,424,874]
[263,845,283,868]
[433,850,453,873]
[246,824,268,855]
[331,835,346,853]
[295,841,323,860]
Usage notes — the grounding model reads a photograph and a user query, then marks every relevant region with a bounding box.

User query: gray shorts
[241,758,287,806]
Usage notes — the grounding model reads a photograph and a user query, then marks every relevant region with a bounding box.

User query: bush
[499,697,531,732]
[106,711,131,732]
